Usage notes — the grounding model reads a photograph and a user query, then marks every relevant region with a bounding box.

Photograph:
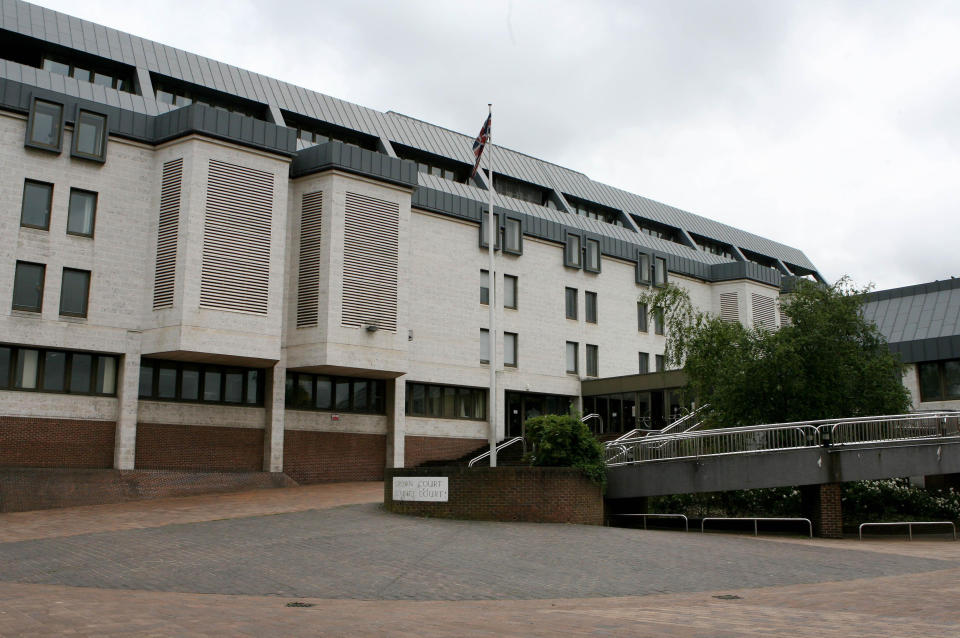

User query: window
[586,344,598,377]
[480,328,490,364]
[20,180,53,230]
[59,268,91,318]
[564,233,582,268]
[26,98,64,152]
[585,238,601,273]
[504,274,518,309]
[565,287,578,320]
[67,189,97,237]
[480,269,490,305]
[656,355,665,372]
[504,332,518,367]
[12,261,45,312]
[654,308,665,335]
[71,109,108,162]
[140,358,265,405]
[566,341,578,374]
[585,291,597,324]
[285,372,383,412]
[41,56,134,92]
[479,210,501,249]
[636,253,651,285]
[918,359,960,402]
[0,344,117,395]
[503,217,522,254]
[405,382,486,420]
[654,257,668,286]
[637,302,648,332]
[639,352,649,374]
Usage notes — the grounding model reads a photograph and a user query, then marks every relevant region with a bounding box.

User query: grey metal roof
[862,279,960,363]
[1,0,818,276]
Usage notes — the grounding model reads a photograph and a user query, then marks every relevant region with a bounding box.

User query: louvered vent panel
[752,293,777,330]
[779,304,792,327]
[297,191,323,327]
[200,159,274,314]
[153,158,183,309]
[341,191,399,331]
[719,292,739,323]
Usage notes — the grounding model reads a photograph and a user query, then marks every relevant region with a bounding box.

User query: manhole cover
[712,594,743,600]
[286,601,315,608]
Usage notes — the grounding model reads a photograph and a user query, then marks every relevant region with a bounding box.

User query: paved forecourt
[0,482,959,636]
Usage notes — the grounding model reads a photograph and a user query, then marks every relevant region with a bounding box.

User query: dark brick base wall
[135,423,264,472]
[283,430,386,483]
[0,417,115,469]
[385,466,604,525]
[0,468,296,513]
[802,482,844,538]
[404,435,487,467]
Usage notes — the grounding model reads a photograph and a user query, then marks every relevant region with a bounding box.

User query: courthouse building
[0,0,825,483]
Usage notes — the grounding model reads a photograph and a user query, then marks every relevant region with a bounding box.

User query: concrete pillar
[262,362,285,473]
[386,375,405,468]
[113,333,141,470]
[802,483,844,538]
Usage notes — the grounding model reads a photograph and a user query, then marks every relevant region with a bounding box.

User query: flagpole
[487,103,497,468]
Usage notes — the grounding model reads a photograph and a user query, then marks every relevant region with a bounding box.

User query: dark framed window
[584,238,601,273]
[504,332,518,367]
[71,108,108,162]
[564,232,582,268]
[918,359,960,402]
[654,308,665,335]
[405,381,486,420]
[480,328,490,364]
[479,210,501,250]
[566,341,579,374]
[504,274,518,309]
[13,261,45,312]
[654,257,668,286]
[25,98,64,153]
[41,56,134,93]
[59,268,91,318]
[503,216,523,255]
[639,352,649,374]
[67,189,97,237]
[139,358,264,406]
[636,252,651,285]
[480,269,490,305]
[656,355,665,372]
[586,344,598,377]
[21,180,53,230]
[637,302,648,332]
[285,371,385,413]
[0,344,117,395]
[565,287,578,320]
[585,291,598,324]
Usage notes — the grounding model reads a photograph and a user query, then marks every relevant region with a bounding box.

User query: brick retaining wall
[385,466,603,525]
[135,423,264,472]
[0,417,115,468]
[403,435,487,467]
[283,430,386,483]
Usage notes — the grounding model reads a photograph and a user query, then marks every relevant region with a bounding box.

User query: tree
[639,277,911,427]
[524,414,606,488]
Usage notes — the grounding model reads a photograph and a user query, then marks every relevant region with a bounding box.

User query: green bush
[650,487,801,519]
[524,414,606,490]
[842,479,960,525]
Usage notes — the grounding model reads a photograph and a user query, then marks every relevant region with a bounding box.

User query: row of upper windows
[407,382,487,421]
[139,358,264,406]
[20,179,98,237]
[564,341,599,377]
[42,56,134,93]
[285,372,385,414]
[12,261,90,318]
[0,344,118,396]
[25,98,109,162]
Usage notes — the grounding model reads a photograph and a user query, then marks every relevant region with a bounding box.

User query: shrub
[524,414,606,490]
[842,479,960,525]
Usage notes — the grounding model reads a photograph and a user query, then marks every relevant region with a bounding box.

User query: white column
[113,332,141,470]
[263,361,285,472]
[386,375,406,468]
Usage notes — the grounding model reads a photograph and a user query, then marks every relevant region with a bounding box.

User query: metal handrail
[659,403,712,435]
[468,436,524,467]
[859,521,958,541]
[702,517,813,538]
[616,513,689,532]
[606,412,960,466]
[581,413,603,434]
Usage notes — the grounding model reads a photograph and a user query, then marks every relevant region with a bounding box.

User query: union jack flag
[470,113,491,178]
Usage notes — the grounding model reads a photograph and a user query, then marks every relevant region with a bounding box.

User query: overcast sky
[33,0,960,290]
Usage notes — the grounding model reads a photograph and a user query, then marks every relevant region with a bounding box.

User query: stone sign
[392,477,449,502]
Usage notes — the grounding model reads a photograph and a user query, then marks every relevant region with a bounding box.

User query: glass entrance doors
[505,391,573,438]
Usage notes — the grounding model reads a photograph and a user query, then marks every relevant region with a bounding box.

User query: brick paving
[0,482,959,636]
